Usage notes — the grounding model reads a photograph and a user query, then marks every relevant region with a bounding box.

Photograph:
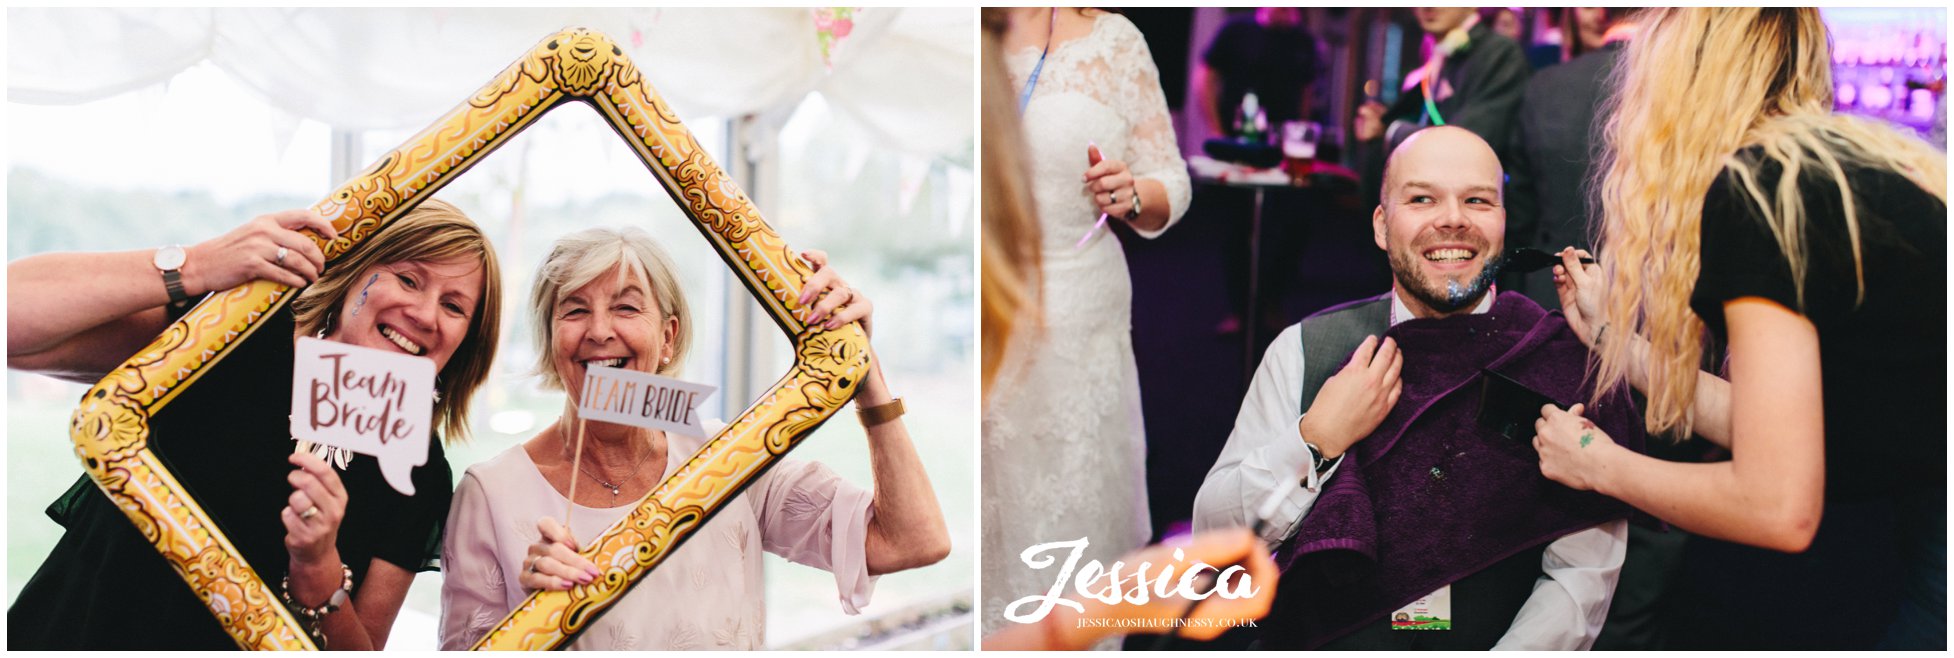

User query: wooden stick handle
[563,412,587,548]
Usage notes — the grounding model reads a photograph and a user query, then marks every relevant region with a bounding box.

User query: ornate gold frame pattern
[66,28,872,651]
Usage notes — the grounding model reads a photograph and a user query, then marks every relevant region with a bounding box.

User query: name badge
[1390,584,1452,631]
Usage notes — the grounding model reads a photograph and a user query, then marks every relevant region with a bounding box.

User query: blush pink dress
[438,429,876,650]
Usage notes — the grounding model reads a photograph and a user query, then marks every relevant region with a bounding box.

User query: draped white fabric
[7,7,971,156]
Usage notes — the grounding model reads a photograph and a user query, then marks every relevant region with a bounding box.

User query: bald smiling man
[1195,127,1647,650]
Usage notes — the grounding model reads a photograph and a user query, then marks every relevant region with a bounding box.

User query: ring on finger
[525,556,540,574]
[1111,190,1121,204]
[275,246,289,264]
[299,506,319,520]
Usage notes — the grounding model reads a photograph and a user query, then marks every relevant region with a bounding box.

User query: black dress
[1668,148,1946,649]
[9,306,454,649]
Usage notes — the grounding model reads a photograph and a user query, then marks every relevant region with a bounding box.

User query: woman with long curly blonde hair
[1531,8,1945,648]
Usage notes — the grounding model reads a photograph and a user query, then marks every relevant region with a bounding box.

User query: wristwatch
[154,244,191,308]
[1303,441,1338,477]
[857,397,905,427]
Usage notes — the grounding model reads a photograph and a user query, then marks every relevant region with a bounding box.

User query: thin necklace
[573,435,655,500]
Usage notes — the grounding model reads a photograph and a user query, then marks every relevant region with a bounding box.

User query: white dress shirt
[1192,290,1626,650]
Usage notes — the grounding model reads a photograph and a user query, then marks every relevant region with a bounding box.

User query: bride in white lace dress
[982,7,1191,637]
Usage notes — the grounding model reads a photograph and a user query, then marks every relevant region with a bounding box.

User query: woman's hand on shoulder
[282,451,348,565]
[185,209,339,295]
[797,250,873,338]
[521,516,600,591]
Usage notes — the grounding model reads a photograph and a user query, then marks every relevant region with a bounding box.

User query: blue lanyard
[1018,55,1047,112]
[1018,8,1057,113]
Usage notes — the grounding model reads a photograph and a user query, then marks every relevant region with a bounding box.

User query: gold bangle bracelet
[857,397,905,427]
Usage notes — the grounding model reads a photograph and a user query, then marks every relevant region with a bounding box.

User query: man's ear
[1372,204,1388,251]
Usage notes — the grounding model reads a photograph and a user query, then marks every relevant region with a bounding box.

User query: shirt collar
[1389,286,1496,328]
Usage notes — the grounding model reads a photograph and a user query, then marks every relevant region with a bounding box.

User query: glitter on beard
[1390,247,1506,314]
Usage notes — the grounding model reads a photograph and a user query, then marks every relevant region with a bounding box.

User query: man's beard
[1386,240,1504,314]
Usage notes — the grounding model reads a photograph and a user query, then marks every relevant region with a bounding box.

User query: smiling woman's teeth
[1425,248,1474,262]
[378,325,426,356]
[587,357,626,368]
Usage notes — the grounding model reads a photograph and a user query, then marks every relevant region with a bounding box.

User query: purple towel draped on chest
[1272,292,1643,648]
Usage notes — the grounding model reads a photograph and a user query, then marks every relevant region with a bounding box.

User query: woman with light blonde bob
[439,227,949,650]
[1533,7,1945,648]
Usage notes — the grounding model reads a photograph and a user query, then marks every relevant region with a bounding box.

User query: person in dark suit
[1502,42,1624,309]
[1353,7,1530,204]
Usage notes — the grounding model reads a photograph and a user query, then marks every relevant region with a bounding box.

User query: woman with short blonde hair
[439,227,950,650]
[524,226,692,385]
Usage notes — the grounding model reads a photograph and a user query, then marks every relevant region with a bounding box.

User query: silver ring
[525,557,540,574]
[300,506,319,520]
[1110,191,1121,204]
[275,246,289,264]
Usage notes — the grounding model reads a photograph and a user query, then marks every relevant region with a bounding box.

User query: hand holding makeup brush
[1550,247,1606,348]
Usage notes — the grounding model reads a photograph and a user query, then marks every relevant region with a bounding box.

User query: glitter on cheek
[351,273,380,317]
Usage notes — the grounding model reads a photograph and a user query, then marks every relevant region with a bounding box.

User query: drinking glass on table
[1281,120,1322,184]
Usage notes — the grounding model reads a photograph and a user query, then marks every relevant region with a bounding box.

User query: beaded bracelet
[280,563,353,647]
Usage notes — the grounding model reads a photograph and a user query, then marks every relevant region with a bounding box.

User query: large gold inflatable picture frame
[66,28,872,651]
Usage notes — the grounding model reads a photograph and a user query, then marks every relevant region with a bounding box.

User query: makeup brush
[1504,247,1595,274]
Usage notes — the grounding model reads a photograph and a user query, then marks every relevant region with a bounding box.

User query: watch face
[154,245,186,271]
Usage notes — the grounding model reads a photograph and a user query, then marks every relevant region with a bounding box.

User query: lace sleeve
[1106,16,1191,236]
